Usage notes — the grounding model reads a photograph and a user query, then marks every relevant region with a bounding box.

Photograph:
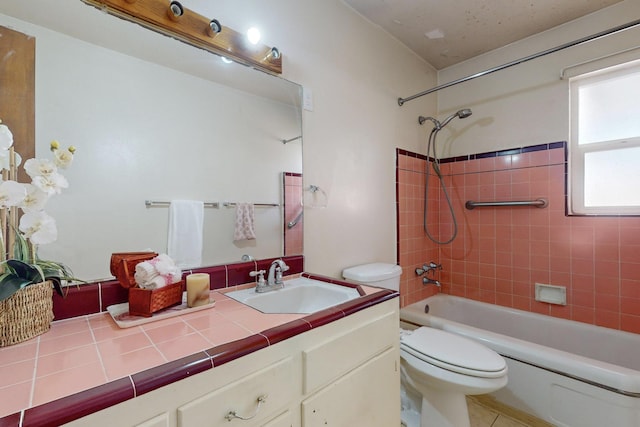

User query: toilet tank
[342,263,402,291]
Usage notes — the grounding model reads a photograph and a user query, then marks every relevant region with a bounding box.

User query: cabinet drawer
[303,312,397,393]
[177,357,295,426]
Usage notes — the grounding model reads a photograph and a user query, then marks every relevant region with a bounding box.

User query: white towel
[233,203,256,241]
[167,200,204,268]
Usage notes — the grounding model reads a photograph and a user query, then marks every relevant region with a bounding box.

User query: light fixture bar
[81,0,282,74]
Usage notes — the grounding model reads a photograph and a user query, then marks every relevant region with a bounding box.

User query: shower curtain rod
[397,18,640,106]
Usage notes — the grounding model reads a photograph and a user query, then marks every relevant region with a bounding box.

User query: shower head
[456,109,472,119]
[439,108,473,128]
[419,108,472,130]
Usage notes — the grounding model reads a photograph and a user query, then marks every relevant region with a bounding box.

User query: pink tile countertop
[0,274,397,427]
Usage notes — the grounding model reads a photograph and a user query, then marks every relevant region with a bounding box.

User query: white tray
[107,292,216,328]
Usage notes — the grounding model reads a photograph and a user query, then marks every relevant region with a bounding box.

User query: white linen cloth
[134,254,182,289]
[233,203,256,241]
[167,200,204,268]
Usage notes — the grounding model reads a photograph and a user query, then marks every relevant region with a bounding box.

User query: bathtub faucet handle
[416,262,443,276]
[428,262,442,271]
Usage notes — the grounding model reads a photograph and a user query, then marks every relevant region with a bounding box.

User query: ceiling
[342,0,624,69]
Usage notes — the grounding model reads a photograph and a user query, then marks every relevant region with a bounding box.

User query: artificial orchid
[0,119,77,302]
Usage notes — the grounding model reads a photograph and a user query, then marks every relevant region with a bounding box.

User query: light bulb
[247,27,261,45]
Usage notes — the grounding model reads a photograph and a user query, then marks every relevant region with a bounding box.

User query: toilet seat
[400,327,507,378]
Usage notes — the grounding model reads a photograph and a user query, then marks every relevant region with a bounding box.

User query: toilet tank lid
[342,263,402,281]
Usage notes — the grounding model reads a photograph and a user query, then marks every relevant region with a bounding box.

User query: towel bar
[223,202,280,207]
[145,200,219,208]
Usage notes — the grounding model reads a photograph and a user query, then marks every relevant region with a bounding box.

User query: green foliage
[0,231,77,302]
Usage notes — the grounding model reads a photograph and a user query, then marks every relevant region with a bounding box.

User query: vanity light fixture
[247,27,261,45]
[207,19,222,37]
[167,0,183,21]
[265,47,280,61]
[81,0,283,74]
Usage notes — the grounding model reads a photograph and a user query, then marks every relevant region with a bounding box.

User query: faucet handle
[250,270,266,286]
[428,261,442,270]
[250,269,266,277]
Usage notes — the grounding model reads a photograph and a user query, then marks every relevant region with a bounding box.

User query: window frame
[568,59,640,216]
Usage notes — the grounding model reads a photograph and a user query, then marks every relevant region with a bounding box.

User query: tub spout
[423,277,440,288]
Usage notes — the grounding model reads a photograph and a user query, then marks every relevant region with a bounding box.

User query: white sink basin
[224,277,361,314]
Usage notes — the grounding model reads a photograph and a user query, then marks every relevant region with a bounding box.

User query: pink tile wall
[284,173,303,256]
[397,146,640,334]
[397,151,439,307]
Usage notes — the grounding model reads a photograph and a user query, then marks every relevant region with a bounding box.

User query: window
[569,59,640,215]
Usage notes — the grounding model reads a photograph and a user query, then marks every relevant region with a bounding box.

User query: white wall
[251,0,437,277]
[435,0,640,158]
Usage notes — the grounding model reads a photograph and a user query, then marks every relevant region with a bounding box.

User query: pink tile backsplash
[397,144,640,334]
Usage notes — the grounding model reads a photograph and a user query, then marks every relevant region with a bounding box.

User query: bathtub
[400,294,640,427]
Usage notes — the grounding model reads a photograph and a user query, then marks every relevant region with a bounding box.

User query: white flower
[0,180,27,208]
[24,158,57,179]
[19,184,50,212]
[0,124,13,151]
[19,211,58,245]
[31,172,69,195]
[53,149,74,169]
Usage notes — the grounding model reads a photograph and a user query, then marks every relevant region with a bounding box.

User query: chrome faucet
[423,277,441,288]
[416,261,442,290]
[267,259,289,287]
[251,259,290,293]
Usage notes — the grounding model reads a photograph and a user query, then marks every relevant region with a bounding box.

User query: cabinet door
[303,312,397,394]
[301,347,399,427]
[178,357,295,427]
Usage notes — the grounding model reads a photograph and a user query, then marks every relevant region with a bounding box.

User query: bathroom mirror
[0,1,303,282]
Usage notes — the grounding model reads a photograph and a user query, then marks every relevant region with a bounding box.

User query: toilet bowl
[342,263,508,427]
[400,327,508,427]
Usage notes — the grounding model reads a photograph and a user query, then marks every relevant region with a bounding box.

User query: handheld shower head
[418,108,472,130]
[456,108,472,119]
[439,108,473,128]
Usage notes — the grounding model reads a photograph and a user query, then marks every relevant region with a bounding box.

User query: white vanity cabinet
[64,298,399,427]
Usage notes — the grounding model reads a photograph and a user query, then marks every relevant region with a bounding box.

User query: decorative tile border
[53,255,305,320]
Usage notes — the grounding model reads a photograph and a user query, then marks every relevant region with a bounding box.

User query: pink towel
[233,203,256,241]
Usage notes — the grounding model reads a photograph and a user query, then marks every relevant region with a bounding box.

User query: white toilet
[343,263,508,427]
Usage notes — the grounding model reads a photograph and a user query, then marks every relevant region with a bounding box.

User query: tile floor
[468,395,555,427]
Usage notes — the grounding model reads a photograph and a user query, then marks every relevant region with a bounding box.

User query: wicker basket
[0,281,54,347]
[128,281,184,317]
[110,252,183,317]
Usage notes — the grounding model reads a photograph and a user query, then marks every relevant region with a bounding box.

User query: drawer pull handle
[225,395,268,421]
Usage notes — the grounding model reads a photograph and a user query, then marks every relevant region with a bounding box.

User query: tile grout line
[87,316,109,382]
[26,336,41,410]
